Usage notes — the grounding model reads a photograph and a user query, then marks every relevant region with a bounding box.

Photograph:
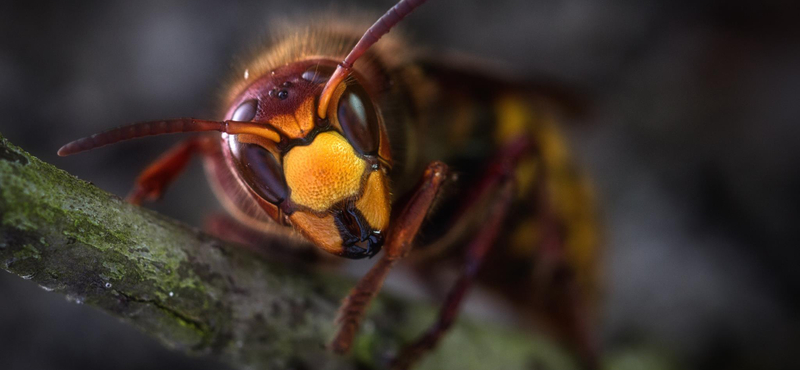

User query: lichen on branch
[0,133,577,370]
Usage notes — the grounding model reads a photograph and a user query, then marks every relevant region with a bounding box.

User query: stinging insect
[58,0,601,368]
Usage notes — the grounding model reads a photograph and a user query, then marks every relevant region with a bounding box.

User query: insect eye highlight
[337,84,379,155]
[231,141,288,205]
[232,99,257,121]
[302,65,335,85]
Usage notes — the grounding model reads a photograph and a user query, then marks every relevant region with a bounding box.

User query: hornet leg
[390,137,531,370]
[126,136,215,205]
[331,161,449,354]
[391,181,516,370]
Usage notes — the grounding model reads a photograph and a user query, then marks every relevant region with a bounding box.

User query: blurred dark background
[1,0,799,369]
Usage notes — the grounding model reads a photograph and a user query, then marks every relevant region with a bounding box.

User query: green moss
[101,260,126,281]
[0,135,210,306]
[0,135,213,344]
[13,243,41,261]
[0,133,601,370]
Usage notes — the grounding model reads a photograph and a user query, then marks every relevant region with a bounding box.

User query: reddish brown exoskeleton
[59,0,601,368]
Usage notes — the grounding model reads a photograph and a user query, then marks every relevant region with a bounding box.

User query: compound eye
[337,84,379,155]
[231,142,288,204]
[301,65,336,85]
[232,99,257,121]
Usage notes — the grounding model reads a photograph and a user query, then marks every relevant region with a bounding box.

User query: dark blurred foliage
[1,0,799,369]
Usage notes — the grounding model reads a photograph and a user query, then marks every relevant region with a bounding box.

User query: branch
[0,133,578,370]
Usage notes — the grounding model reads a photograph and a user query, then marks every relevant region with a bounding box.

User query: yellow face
[284,131,390,257]
[225,61,393,259]
[284,132,367,213]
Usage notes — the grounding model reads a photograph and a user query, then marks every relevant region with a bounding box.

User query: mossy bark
[0,133,579,370]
